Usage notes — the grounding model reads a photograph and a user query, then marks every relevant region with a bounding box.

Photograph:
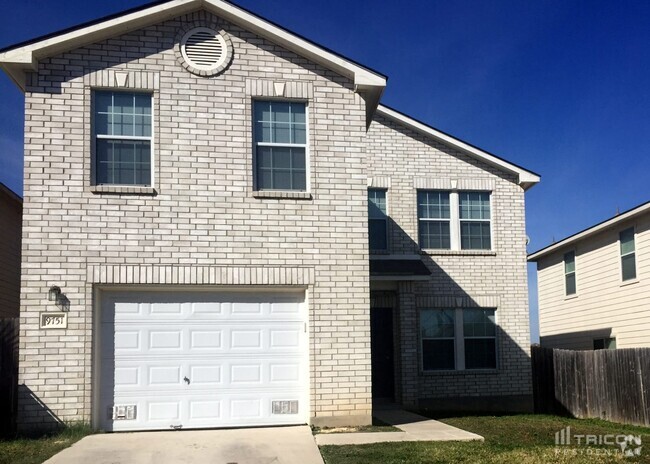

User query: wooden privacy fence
[0,318,19,437]
[531,345,650,427]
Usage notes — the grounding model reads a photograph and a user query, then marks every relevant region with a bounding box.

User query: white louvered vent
[181,28,228,71]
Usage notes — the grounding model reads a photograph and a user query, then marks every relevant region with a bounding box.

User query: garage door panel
[99,291,307,431]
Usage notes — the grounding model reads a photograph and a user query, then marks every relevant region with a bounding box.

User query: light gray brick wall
[20,10,370,430]
[366,114,533,406]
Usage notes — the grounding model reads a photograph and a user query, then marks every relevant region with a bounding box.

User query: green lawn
[319,414,650,464]
[0,424,92,464]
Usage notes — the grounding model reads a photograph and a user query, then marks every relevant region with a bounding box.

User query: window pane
[293,125,306,144]
[273,102,291,123]
[368,189,387,218]
[463,309,496,337]
[418,191,450,219]
[256,147,306,191]
[564,251,575,273]
[419,220,451,249]
[95,91,112,114]
[134,94,152,115]
[94,91,151,137]
[565,273,576,295]
[113,92,133,114]
[620,228,635,255]
[459,192,490,220]
[273,122,291,144]
[622,254,637,281]
[369,219,388,250]
[423,339,455,370]
[421,309,455,338]
[460,222,491,250]
[292,171,306,191]
[255,122,272,144]
[96,140,151,186]
[464,338,496,369]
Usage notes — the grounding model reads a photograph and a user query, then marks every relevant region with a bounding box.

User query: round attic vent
[179,27,232,76]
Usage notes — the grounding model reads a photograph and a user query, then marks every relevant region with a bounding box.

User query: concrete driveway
[44,426,324,464]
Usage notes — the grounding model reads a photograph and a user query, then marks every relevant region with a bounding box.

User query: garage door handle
[183,376,190,385]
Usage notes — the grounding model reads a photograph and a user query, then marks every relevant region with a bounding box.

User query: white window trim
[252,99,310,193]
[418,190,493,251]
[368,188,389,252]
[619,226,637,283]
[564,249,577,297]
[420,308,498,373]
[91,90,155,188]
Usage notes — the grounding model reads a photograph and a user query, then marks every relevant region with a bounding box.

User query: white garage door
[98,290,308,431]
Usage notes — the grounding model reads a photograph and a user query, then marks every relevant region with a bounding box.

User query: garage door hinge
[170,424,183,430]
[304,322,307,333]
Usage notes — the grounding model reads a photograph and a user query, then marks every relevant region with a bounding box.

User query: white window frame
[92,90,155,187]
[252,99,310,192]
[420,308,498,372]
[368,188,389,252]
[417,190,452,250]
[619,227,637,282]
[418,190,493,251]
[564,250,577,296]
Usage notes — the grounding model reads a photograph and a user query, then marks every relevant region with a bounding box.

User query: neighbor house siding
[366,114,532,409]
[537,212,650,349]
[0,185,22,318]
[19,10,370,430]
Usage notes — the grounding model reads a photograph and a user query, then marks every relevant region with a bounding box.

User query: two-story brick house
[0,0,540,432]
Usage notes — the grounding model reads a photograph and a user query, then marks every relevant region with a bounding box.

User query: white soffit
[0,0,386,95]
[376,105,541,190]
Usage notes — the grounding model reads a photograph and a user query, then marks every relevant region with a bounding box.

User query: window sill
[90,185,157,195]
[620,278,640,288]
[420,249,496,257]
[564,294,579,301]
[252,190,312,200]
[421,369,499,376]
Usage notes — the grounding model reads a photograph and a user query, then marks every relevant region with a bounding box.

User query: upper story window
[418,191,451,249]
[368,189,388,251]
[254,101,307,191]
[421,308,497,371]
[93,91,152,186]
[620,227,636,281]
[564,251,576,296]
[459,192,491,250]
[418,190,492,251]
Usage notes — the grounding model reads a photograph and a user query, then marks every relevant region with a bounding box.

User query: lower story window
[593,337,616,350]
[421,308,497,371]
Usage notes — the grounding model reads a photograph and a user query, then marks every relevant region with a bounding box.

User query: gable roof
[0,0,387,122]
[528,200,650,261]
[376,105,541,190]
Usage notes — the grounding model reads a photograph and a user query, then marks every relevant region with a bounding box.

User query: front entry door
[370,308,395,401]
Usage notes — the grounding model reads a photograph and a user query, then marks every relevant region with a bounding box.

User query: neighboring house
[0,183,22,318]
[529,201,649,350]
[0,0,540,432]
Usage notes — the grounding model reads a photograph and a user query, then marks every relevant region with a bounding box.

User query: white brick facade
[11,6,535,431]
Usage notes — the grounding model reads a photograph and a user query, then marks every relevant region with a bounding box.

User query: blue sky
[1,0,649,341]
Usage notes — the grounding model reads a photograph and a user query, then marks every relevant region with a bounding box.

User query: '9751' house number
[40,313,67,329]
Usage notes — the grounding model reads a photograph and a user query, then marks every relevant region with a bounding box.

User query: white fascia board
[528,202,650,262]
[0,0,386,93]
[376,105,541,189]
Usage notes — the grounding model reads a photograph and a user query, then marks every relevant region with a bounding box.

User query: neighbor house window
[421,308,497,371]
[418,190,492,251]
[254,100,307,191]
[94,91,152,186]
[368,189,388,251]
[459,192,491,250]
[593,338,616,350]
[418,191,451,249]
[619,227,636,281]
[564,251,576,296]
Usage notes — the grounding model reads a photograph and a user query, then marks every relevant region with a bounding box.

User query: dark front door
[370,307,395,401]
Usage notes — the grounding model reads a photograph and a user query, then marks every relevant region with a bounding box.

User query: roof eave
[527,201,650,261]
[376,105,540,190]
[0,0,387,123]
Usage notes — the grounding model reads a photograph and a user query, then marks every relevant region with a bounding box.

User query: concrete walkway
[315,409,483,446]
[45,425,324,464]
